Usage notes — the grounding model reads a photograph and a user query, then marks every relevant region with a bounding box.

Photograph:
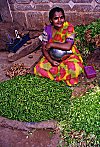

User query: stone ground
[0,49,100,147]
[0,127,56,147]
[0,116,60,147]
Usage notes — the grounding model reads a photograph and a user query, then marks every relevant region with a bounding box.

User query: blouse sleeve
[43,25,52,42]
[42,29,48,43]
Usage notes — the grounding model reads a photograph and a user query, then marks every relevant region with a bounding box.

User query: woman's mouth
[57,23,62,25]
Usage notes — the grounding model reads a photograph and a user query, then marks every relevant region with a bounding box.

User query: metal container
[49,48,72,61]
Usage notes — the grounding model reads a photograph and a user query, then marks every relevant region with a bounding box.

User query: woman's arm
[42,44,60,66]
[46,41,73,51]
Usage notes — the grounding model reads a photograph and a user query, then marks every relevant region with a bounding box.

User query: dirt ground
[71,48,100,98]
[0,49,100,147]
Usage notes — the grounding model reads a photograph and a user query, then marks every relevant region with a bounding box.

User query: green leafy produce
[69,88,100,137]
[75,19,100,59]
[0,74,72,122]
[60,87,100,145]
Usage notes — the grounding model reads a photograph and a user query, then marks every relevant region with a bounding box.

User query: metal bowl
[49,48,68,60]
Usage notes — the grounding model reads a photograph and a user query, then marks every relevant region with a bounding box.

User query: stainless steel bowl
[49,48,68,60]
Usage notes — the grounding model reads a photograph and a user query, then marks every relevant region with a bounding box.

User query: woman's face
[51,11,65,29]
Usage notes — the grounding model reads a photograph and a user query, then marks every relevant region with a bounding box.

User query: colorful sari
[34,22,84,86]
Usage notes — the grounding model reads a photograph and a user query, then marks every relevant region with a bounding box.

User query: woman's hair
[49,7,65,21]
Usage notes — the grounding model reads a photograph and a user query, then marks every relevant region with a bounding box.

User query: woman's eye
[54,17,58,20]
[53,16,64,20]
[60,16,64,19]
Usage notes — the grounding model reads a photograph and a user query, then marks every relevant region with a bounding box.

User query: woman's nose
[58,17,61,21]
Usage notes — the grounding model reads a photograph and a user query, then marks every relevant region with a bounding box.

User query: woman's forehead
[53,11,63,17]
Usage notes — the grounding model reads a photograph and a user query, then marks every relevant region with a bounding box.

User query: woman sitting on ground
[34,7,84,86]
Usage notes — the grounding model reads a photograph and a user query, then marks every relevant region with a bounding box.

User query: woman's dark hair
[49,7,65,21]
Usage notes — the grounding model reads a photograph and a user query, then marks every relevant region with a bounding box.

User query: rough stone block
[53,4,71,11]
[12,12,26,28]
[65,13,83,26]
[8,38,42,62]
[43,12,49,25]
[35,4,50,11]
[14,4,33,11]
[50,0,70,2]
[14,4,51,11]
[72,5,93,12]
[0,0,12,22]
[68,13,100,26]
[32,0,49,2]
[27,12,44,30]
[72,0,93,3]
[16,0,31,3]
[81,13,100,25]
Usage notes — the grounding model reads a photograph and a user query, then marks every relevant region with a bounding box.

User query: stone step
[13,49,43,73]
[8,38,42,62]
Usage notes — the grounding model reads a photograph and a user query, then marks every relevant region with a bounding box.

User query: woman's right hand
[52,60,60,66]
[43,44,60,66]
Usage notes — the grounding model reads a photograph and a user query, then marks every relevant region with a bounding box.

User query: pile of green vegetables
[0,74,71,122]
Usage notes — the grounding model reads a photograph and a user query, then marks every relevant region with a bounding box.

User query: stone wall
[0,0,12,22]
[6,0,100,30]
